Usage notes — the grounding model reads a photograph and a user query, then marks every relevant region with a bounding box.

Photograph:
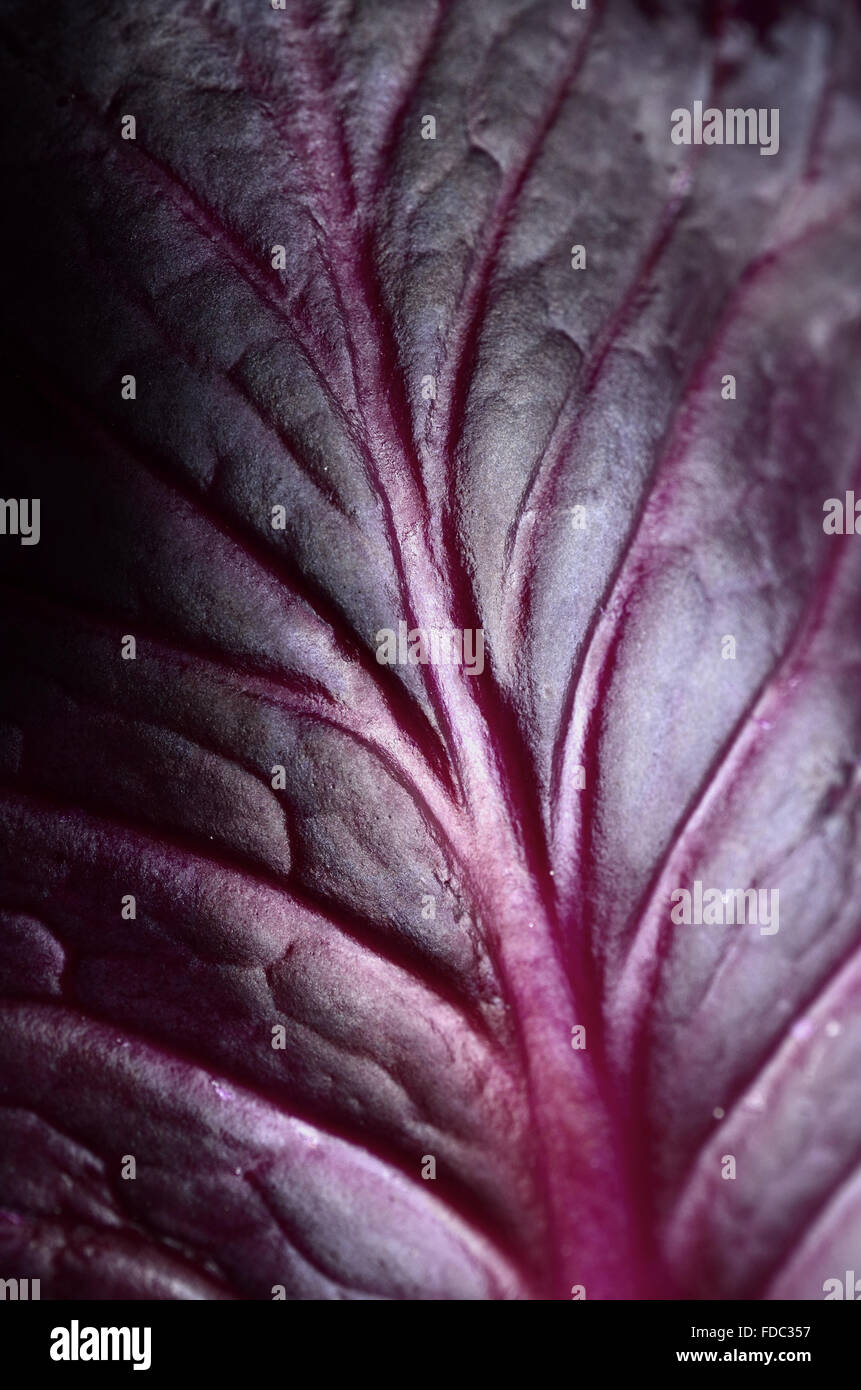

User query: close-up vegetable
[0,0,859,1305]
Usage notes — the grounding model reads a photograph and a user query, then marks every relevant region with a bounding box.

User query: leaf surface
[1,0,860,1299]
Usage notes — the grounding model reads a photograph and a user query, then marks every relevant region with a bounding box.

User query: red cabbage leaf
[0,0,860,1300]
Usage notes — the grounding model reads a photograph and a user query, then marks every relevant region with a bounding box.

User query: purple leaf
[1,0,860,1300]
